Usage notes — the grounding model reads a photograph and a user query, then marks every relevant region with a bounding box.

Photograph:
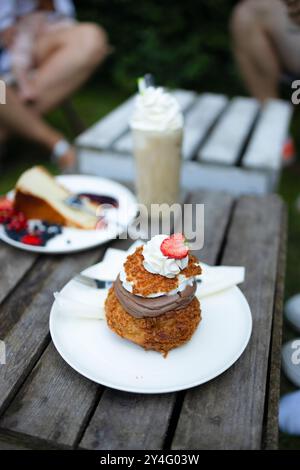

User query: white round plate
[50,264,252,394]
[0,175,137,254]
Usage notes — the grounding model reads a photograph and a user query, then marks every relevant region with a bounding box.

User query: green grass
[1,83,300,449]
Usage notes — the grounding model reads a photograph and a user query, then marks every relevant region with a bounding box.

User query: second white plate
[0,175,137,254]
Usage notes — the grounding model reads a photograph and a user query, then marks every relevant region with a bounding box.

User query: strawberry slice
[160,233,189,259]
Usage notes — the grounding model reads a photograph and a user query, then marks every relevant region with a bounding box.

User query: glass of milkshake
[130,86,184,212]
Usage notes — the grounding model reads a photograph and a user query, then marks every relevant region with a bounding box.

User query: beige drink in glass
[131,87,183,211]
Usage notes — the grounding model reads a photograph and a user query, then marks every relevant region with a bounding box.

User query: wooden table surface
[0,190,286,450]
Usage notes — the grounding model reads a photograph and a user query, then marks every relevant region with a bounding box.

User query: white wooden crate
[76,89,293,195]
[243,100,293,171]
[199,97,260,165]
[76,95,136,149]
[78,149,270,196]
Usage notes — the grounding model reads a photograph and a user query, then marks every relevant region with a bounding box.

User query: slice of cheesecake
[14,166,99,229]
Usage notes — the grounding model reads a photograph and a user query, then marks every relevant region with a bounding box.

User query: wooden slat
[0,249,104,418]
[0,258,53,341]
[186,191,234,264]
[263,208,287,450]
[0,437,31,450]
[0,243,37,305]
[80,392,175,450]
[242,100,292,171]
[172,89,197,111]
[111,132,132,154]
[113,89,197,154]
[182,94,228,160]
[172,195,285,450]
[78,150,135,181]
[199,97,260,165]
[0,241,133,448]
[182,162,269,195]
[75,95,136,150]
[79,191,234,451]
[0,343,99,448]
[79,151,270,196]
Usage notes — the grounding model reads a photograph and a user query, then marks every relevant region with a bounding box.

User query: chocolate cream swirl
[114,275,197,319]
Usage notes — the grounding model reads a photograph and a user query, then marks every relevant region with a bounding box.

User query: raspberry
[0,211,12,224]
[7,212,28,232]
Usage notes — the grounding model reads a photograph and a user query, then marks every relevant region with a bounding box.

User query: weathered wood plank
[80,391,175,450]
[199,97,259,165]
[0,248,104,418]
[0,243,37,305]
[263,208,287,450]
[182,94,228,160]
[172,89,197,112]
[172,195,285,450]
[0,258,54,340]
[0,437,31,450]
[111,132,132,154]
[0,241,133,448]
[0,342,99,448]
[185,190,234,264]
[113,89,197,154]
[75,95,136,150]
[79,191,234,450]
[242,100,292,171]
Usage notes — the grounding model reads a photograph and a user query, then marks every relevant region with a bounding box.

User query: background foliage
[75,0,241,95]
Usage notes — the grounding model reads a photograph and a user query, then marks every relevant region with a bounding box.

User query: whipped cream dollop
[142,235,188,278]
[130,87,183,132]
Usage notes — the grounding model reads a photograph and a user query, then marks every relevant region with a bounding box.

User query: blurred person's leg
[231,0,300,101]
[0,86,75,169]
[30,23,109,114]
[231,0,283,101]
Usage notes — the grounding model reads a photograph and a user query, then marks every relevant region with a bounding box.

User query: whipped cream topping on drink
[131,87,183,132]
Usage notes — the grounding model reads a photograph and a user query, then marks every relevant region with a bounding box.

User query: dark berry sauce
[78,193,119,208]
